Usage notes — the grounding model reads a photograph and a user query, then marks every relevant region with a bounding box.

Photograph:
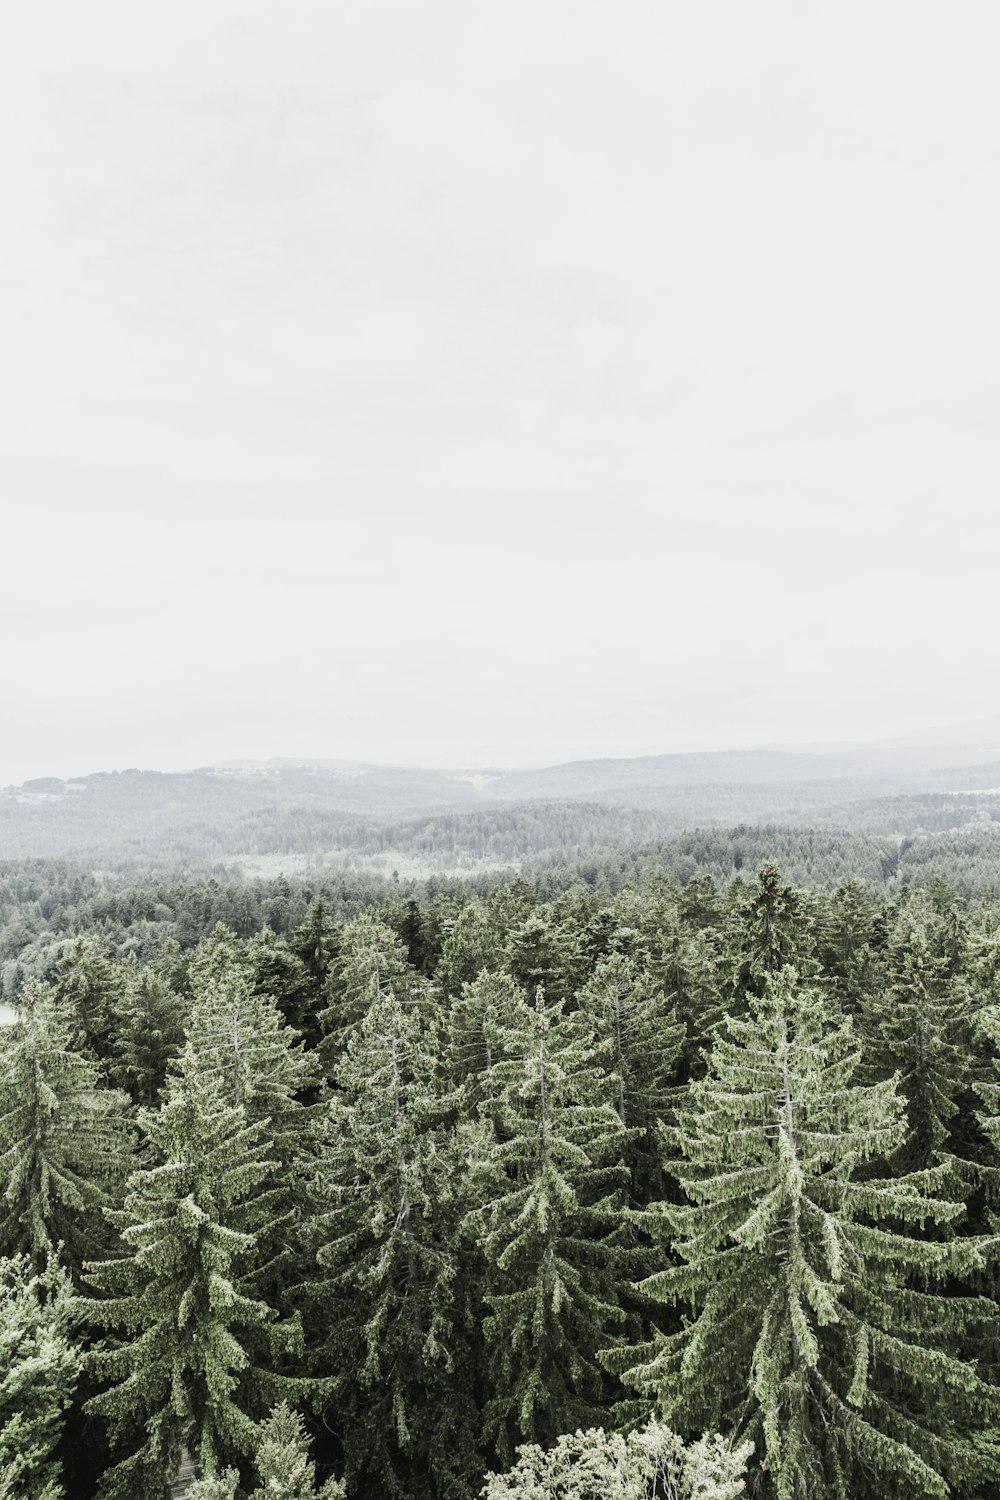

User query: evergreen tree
[85,1047,300,1499]
[436,903,505,999]
[480,1419,752,1500]
[575,954,683,1204]
[503,908,581,1005]
[245,929,316,1043]
[728,864,814,1002]
[0,1253,81,1500]
[107,957,186,1107]
[0,980,132,1274]
[189,1404,345,1500]
[315,982,474,1499]
[466,986,626,1464]
[610,967,1000,1499]
[53,938,122,1060]
[318,911,416,1067]
[862,906,978,1172]
[448,968,524,1129]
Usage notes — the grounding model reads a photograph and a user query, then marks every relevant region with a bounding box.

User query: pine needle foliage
[318,912,416,1067]
[576,954,684,1205]
[0,980,132,1274]
[189,1403,345,1500]
[85,1046,300,1500]
[0,1253,81,1500]
[861,904,979,1172]
[466,985,627,1465]
[479,1418,752,1500]
[611,966,1000,1500]
[316,980,473,1499]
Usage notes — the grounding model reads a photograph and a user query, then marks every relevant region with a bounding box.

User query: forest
[4,854,1000,1499]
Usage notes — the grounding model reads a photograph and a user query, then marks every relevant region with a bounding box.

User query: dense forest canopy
[3,851,1000,1498]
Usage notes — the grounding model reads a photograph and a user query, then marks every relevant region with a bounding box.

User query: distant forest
[4,858,1000,1498]
[5,749,1000,1497]
[2,755,1000,879]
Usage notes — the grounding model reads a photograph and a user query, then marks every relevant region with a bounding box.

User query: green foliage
[316,979,474,1498]
[189,1403,345,1500]
[480,1419,752,1500]
[576,954,684,1203]
[466,986,626,1462]
[0,1254,81,1500]
[85,1047,300,1499]
[612,968,1000,1499]
[0,980,132,1274]
[107,956,186,1107]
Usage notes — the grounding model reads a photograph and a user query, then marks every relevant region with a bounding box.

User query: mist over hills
[2,732,999,874]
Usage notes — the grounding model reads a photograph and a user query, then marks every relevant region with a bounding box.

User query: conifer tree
[245,929,316,1042]
[861,906,978,1172]
[0,980,132,1274]
[480,1419,752,1500]
[466,985,626,1464]
[184,964,317,1166]
[728,864,815,1002]
[503,908,581,1004]
[436,903,505,999]
[0,1253,81,1500]
[53,938,123,1060]
[315,981,474,1499]
[107,957,186,1107]
[318,911,419,1067]
[448,968,524,1127]
[575,954,683,1204]
[85,1046,300,1499]
[189,1404,345,1500]
[610,967,1000,1500]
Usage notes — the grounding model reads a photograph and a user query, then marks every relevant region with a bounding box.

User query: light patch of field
[0,1004,18,1026]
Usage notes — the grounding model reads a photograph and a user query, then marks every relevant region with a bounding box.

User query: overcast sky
[2,3,998,782]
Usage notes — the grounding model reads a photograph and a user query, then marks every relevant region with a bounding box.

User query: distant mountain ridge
[1,735,999,871]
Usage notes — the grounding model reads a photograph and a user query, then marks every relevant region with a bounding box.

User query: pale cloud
[1,2,998,782]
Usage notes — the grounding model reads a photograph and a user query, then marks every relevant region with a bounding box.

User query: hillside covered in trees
[4,858,1000,1498]
[3,742,1000,875]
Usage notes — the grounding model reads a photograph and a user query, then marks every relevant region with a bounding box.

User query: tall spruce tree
[318,912,417,1068]
[575,954,683,1205]
[861,906,979,1172]
[465,985,626,1464]
[0,980,132,1275]
[0,1253,81,1500]
[107,957,186,1108]
[85,1045,301,1499]
[609,967,1000,1499]
[315,981,474,1499]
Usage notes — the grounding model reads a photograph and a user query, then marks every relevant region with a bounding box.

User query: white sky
[2,2,999,782]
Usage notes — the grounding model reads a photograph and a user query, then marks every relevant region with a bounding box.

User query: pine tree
[575,954,683,1204]
[466,986,626,1464]
[448,968,524,1128]
[503,909,581,1005]
[610,967,1000,1500]
[0,1253,81,1500]
[0,980,132,1274]
[107,957,186,1107]
[318,912,417,1067]
[53,938,123,1060]
[189,1404,345,1500]
[315,981,474,1499]
[480,1418,752,1500]
[85,1046,301,1499]
[861,905,978,1172]
[728,864,815,1003]
[184,964,317,1166]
